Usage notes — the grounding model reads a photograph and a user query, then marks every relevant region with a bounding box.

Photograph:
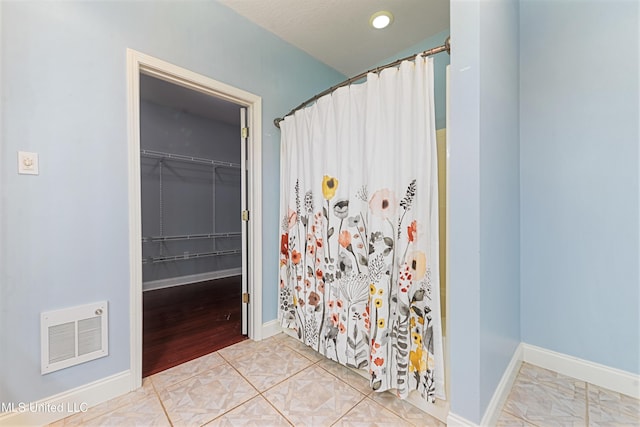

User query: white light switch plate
[18,151,39,175]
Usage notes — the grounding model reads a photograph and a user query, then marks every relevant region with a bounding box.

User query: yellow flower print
[293,296,298,306]
[409,347,428,373]
[412,332,422,345]
[322,175,338,200]
[374,298,383,308]
[377,288,384,295]
[370,284,376,295]
[410,317,416,328]
[377,318,385,328]
[408,251,427,280]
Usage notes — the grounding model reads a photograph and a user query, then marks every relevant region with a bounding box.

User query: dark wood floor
[142,276,247,377]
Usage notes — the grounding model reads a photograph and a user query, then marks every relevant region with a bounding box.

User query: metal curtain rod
[273,36,450,128]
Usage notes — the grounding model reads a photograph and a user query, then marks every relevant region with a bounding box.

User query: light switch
[18,151,39,175]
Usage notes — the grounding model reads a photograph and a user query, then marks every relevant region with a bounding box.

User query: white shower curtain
[279,56,445,402]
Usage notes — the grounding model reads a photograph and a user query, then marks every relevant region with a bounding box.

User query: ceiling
[219,0,450,76]
[140,74,241,125]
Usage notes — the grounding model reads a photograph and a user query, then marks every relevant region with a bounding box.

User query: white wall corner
[261,319,282,340]
[447,343,523,427]
[0,370,132,427]
[480,343,524,426]
[522,343,640,399]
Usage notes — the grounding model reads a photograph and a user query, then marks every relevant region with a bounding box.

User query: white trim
[464,342,640,425]
[142,268,242,292]
[126,49,263,387]
[126,49,143,392]
[0,371,131,427]
[446,412,480,427]
[247,99,263,341]
[522,343,640,399]
[480,343,524,426]
[261,319,282,339]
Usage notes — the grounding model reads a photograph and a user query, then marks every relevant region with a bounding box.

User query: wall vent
[41,301,108,374]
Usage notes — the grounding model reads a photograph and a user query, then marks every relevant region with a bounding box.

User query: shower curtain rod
[273,36,450,128]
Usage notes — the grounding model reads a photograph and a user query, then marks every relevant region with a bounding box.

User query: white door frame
[126,49,263,390]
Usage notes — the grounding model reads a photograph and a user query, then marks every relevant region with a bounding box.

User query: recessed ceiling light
[370,11,393,29]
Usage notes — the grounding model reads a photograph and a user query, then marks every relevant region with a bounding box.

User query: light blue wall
[449,0,521,422]
[0,0,343,404]
[478,0,521,415]
[375,29,451,130]
[520,0,640,374]
[449,0,482,420]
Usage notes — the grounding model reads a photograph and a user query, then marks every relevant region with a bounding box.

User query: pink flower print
[331,313,339,326]
[287,209,297,230]
[338,230,351,248]
[369,188,397,219]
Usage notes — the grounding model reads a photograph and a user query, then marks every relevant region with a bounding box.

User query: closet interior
[139,75,246,377]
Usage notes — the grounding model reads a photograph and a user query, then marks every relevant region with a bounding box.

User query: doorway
[139,74,247,376]
[127,50,263,389]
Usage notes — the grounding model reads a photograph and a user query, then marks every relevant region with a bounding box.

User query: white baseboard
[446,343,522,427]
[261,319,282,339]
[480,343,523,426]
[522,343,640,399]
[446,412,479,427]
[0,370,132,427]
[142,268,241,292]
[447,342,640,426]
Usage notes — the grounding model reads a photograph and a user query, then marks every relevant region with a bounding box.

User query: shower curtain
[278,56,445,402]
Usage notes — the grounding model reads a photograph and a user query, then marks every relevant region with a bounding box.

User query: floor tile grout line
[148,353,229,391]
[315,359,374,396]
[199,394,262,427]
[149,379,174,427]
[328,393,370,427]
[210,345,316,425]
[280,336,449,425]
[153,354,261,427]
[365,394,422,426]
[239,356,369,427]
[501,407,544,427]
[203,360,318,426]
[218,345,321,395]
[367,394,425,426]
[256,391,296,426]
[275,338,331,364]
[216,351,264,395]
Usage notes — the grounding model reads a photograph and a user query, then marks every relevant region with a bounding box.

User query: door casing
[126,49,263,390]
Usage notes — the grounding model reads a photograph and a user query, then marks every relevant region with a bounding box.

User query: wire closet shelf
[140,149,242,265]
[140,149,241,169]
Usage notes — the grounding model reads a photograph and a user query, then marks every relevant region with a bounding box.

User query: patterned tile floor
[50,334,639,426]
[497,362,640,427]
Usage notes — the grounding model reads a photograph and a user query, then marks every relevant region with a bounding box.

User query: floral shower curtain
[278,56,445,402]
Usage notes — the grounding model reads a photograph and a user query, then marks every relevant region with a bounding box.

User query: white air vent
[41,301,108,374]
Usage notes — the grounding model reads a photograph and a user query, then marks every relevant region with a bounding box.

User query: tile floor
[50,333,639,427]
[497,362,640,427]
